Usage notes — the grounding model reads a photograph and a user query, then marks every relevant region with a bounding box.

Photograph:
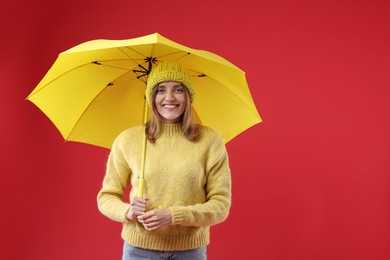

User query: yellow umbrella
[27,32,262,196]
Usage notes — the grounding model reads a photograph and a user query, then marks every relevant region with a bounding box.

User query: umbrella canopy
[27,32,262,149]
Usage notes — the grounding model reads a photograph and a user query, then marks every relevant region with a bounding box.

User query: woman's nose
[165,91,175,101]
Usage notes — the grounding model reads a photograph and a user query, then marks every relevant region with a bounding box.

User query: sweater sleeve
[97,135,131,223]
[169,131,232,227]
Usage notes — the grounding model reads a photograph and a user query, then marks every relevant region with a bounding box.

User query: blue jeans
[122,242,207,260]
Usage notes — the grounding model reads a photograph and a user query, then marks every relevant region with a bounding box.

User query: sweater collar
[160,124,183,136]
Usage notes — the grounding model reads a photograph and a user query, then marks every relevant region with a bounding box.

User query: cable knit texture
[97,124,231,251]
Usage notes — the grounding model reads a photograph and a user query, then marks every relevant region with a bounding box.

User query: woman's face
[154,81,187,124]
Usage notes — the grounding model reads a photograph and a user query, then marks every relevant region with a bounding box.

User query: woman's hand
[137,209,172,231]
[126,196,148,221]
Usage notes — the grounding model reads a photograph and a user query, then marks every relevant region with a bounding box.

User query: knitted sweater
[97,124,231,251]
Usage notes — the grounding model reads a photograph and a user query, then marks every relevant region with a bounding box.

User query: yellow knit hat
[145,62,195,106]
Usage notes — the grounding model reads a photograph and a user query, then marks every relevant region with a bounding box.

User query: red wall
[2,0,390,259]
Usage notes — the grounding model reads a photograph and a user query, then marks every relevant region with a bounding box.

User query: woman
[97,62,231,259]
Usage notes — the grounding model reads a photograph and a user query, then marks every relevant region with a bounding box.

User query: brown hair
[145,84,200,143]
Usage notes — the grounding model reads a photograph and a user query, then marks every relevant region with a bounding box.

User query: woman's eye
[175,88,184,93]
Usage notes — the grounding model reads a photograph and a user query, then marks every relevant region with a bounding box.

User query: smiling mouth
[163,104,179,108]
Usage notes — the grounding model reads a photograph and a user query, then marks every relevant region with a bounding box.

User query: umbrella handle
[138,178,145,198]
[138,132,147,197]
[138,99,149,198]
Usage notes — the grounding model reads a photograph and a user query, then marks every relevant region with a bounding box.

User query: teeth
[163,105,177,108]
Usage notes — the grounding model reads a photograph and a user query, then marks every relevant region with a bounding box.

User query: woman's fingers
[137,209,172,231]
[127,196,148,221]
[131,196,148,205]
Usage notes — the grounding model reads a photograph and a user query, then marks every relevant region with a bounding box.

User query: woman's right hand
[126,196,148,221]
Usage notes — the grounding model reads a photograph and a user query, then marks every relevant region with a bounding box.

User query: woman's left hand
[137,209,172,231]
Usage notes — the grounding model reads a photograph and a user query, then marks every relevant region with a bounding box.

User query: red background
[1,0,390,259]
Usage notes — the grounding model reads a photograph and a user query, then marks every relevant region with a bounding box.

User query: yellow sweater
[97,124,231,251]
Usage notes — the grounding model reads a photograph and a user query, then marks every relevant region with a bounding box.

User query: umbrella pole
[138,98,149,198]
